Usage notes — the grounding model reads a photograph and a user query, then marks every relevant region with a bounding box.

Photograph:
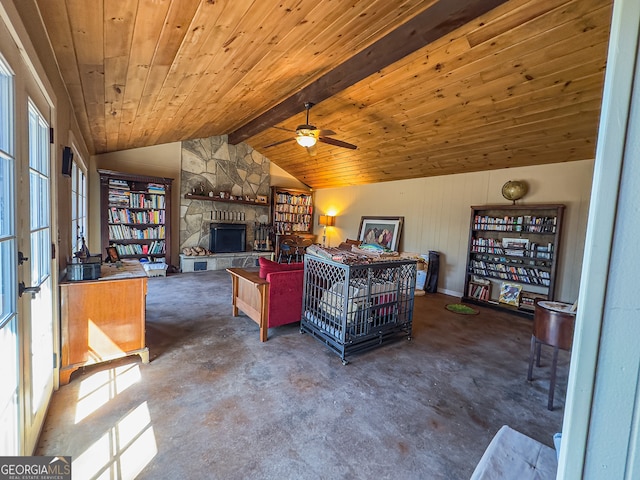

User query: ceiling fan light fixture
[296,133,317,147]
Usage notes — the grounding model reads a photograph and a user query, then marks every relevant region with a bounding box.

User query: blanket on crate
[319,279,397,325]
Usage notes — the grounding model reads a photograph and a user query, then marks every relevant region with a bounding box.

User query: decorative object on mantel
[501,180,529,204]
[191,183,206,196]
[183,193,268,206]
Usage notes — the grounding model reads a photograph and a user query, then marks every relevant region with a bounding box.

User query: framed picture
[106,246,120,263]
[499,282,522,306]
[256,194,268,204]
[357,216,404,252]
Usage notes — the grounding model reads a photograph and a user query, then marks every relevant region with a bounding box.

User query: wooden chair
[277,237,296,263]
[292,237,313,262]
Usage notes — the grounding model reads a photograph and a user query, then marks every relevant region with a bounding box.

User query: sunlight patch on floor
[75,362,141,424]
[73,401,157,480]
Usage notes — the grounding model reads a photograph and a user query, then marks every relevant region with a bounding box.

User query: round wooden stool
[527,300,576,410]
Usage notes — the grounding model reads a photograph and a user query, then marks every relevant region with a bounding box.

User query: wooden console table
[59,261,149,385]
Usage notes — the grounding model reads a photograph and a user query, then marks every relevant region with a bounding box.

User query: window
[71,156,87,254]
[27,101,50,285]
[0,58,13,155]
[0,56,16,326]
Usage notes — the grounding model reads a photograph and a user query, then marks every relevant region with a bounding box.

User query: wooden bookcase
[462,204,565,316]
[99,169,173,264]
[270,186,314,235]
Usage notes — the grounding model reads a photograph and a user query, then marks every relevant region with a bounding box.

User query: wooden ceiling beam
[227,0,508,145]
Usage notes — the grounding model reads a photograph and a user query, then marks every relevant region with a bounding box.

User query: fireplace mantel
[184,193,270,207]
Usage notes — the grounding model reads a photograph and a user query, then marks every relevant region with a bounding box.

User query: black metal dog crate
[301,255,417,364]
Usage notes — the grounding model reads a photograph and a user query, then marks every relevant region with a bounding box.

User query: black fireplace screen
[210,223,246,253]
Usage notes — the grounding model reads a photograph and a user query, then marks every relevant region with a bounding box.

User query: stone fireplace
[180,135,271,253]
[179,135,273,271]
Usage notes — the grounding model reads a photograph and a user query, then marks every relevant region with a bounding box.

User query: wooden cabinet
[270,186,313,235]
[463,204,565,316]
[99,169,173,263]
[59,261,149,384]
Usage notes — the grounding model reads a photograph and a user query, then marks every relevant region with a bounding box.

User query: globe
[502,180,528,202]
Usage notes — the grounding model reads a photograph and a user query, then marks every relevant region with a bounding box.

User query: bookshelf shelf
[99,169,174,264]
[462,204,565,317]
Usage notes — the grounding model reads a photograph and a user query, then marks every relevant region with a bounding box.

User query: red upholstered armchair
[226,258,304,342]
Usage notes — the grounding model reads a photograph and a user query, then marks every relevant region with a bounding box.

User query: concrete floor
[37,270,568,479]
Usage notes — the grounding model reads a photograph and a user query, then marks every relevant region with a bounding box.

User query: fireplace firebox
[210,223,246,253]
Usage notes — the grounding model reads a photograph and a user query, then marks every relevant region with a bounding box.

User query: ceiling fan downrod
[303,102,314,126]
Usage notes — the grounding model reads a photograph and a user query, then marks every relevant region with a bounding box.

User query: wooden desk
[527,300,576,410]
[59,261,149,385]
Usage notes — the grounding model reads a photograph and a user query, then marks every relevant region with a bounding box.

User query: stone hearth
[180,252,273,272]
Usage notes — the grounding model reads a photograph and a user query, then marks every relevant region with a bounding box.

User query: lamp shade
[296,134,317,147]
[319,215,335,226]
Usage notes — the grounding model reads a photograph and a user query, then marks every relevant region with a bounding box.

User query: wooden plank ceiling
[36,0,612,189]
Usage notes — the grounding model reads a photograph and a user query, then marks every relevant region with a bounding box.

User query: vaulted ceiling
[35,0,612,189]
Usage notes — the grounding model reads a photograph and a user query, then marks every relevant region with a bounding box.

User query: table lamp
[318,215,335,247]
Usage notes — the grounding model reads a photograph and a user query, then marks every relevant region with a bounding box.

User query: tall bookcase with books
[99,170,173,264]
[463,204,565,316]
[270,186,314,235]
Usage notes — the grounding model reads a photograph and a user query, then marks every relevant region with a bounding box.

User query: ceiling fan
[264,102,357,155]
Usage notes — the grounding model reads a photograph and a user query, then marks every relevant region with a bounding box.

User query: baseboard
[438,288,463,298]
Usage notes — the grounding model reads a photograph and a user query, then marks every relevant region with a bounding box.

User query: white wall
[313,159,594,301]
[270,163,310,190]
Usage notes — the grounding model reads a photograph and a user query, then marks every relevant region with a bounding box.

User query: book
[498,282,522,307]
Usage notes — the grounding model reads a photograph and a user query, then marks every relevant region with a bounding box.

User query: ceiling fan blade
[263,137,295,148]
[318,136,357,150]
[306,145,318,156]
[314,129,336,136]
[271,125,295,133]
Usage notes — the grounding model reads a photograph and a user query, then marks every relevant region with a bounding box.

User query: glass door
[0,55,19,456]
[21,100,54,453]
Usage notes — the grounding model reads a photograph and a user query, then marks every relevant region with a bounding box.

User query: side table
[527,300,576,410]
